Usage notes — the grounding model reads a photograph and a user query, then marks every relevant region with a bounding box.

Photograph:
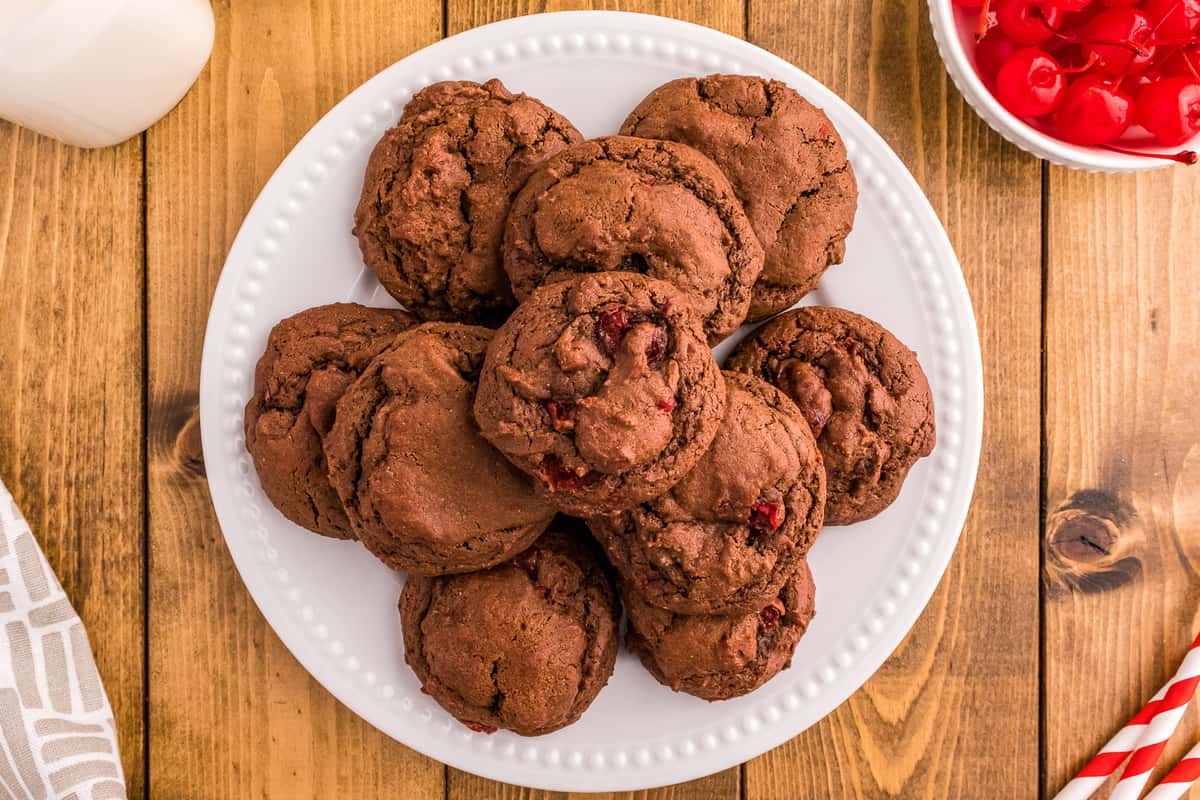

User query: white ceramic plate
[200,11,984,792]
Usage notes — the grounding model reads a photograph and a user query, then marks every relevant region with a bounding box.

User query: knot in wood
[1044,489,1141,596]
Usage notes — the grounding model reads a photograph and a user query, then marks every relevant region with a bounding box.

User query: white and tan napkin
[0,479,126,800]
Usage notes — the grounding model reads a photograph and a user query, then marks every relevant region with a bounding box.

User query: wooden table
[1,1,1197,797]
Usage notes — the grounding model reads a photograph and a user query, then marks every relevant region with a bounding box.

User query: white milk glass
[0,0,215,148]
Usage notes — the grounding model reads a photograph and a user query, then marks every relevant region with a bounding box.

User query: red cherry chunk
[544,399,576,432]
[596,305,631,355]
[656,395,677,412]
[749,501,786,533]
[466,723,498,734]
[538,454,600,492]
[996,0,1064,45]
[759,601,784,629]
[1136,77,1200,146]
[645,325,668,364]
[1052,74,1133,144]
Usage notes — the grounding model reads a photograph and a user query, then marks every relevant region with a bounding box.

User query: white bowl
[928,0,1195,171]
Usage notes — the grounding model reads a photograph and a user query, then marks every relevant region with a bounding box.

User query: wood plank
[444,1,743,798]
[1042,166,1200,795]
[447,0,742,37]
[145,2,444,797]
[744,0,1043,797]
[449,770,741,799]
[0,127,145,795]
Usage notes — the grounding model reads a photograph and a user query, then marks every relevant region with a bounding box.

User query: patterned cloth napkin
[0,479,126,799]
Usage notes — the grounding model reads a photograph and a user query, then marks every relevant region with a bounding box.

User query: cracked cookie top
[623,560,816,701]
[323,323,556,574]
[244,303,416,539]
[354,79,582,324]
[588,372,825,615]
[473,272,725,517]
[502,135,764,343]
[399,528,620,736]
[621,74,858,319]
[726,306,935,525]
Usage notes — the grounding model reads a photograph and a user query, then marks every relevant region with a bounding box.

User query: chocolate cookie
[624,561,816,701]
[354,79,582,324]
[324,323,556,574]
[400,529,620,736]
[726,307,935,524]
[621,75,858,319]
[473,272,725,516]
[588,372,824,615]
[244,303,415,539]
[502,136,764,343]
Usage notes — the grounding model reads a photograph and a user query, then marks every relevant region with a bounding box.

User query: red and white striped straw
[1054,685,1169,800]
[1054,630,1200,800]
[1109,633,1200,800]
[1143,742,1200,800]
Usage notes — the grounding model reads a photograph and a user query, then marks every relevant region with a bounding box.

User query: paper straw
[1054,685,1168,800]
[1144,742,1200,800]
[1109,634,1200,800]
[1055,630,1200,800]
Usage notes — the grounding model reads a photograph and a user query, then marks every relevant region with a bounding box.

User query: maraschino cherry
[997,0,1066,43]
[1160,43,1200,76]
[1135,75,1200,141]
[1082,7,1157,73]
[963,0,1200,158]
[977,30,1022,80]
[1142,0,1200,39]
[1052,74,1134,142]
[996,47,1097,115]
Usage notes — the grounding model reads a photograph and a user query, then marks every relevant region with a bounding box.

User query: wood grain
[0,126,145,796]
[743,0,1043,796]
[444,0,743,797]
[1042,166,1200,795]
[145,2,443,797]
[447,0,742,36]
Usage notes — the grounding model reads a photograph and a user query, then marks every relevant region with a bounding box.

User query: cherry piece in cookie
[243,303,416,539]
[589,372,825,616]
[323,323,556,575]
[727,306,935,525]
[622,561,816,701]
[474,272,725,517]
[399,530,620,736]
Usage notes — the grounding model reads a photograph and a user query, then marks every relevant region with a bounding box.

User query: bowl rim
[927,0,1193,172]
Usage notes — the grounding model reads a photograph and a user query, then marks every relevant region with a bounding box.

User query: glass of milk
[0,0,215,148]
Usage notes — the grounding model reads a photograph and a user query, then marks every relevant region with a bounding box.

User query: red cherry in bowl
[977,31,1022,81]
[1052,74,1134,143]
[995,48,1071,115]
[1141,0,1200,39]
[1082,7,1156,75]
[1135,77,1200,144]
[997,0,1065,44]
[1161,45,1200,78]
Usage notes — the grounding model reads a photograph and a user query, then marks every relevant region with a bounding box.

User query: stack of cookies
[243,75,935,737]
